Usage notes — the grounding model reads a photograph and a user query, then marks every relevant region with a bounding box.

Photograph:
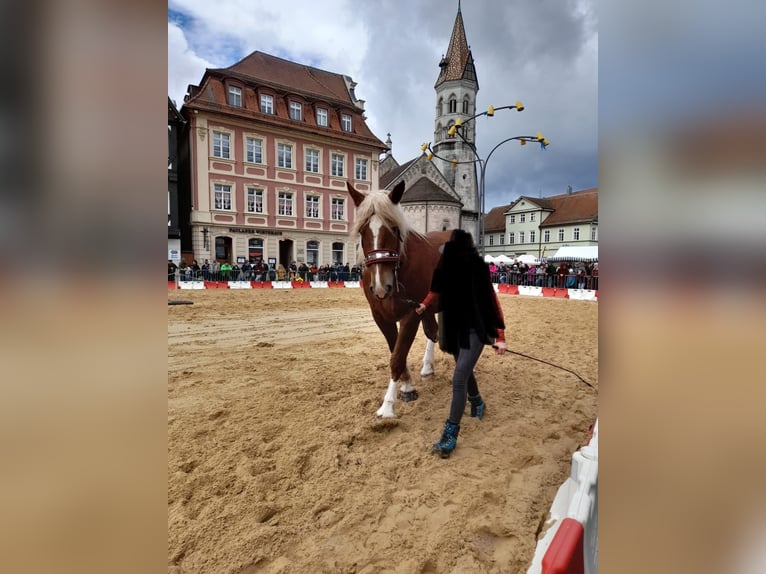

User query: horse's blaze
[366,215,396,299]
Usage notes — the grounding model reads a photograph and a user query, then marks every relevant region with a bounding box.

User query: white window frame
[212,131,231,159]
[519,231,525,244]
[260,94,274,114]
[331,197,345,220]
[499,233,505,245]
[510,214,515,224]
[213,183,233,211]
[509,232,515,244]
[277,143,293,169]
[316,108,328,126]
[520,213,526,223]
[331,153,345,177]
[228,86,242,107]
[574,227,580,240]
[558,228,565,241]
[278,191,294,216]
[530,230,536,243]
[355,158,368,180]
[544,229,551,243]
[305,195,320,219]
[246,137,263,164]
[246,187,264,214]
[591,226,598,241]
[341,113,352,132]
[305,148,320,173]
[489,235,494,246]
[530,213,536,222]
[289,101,302,121]
[307,240,320,265]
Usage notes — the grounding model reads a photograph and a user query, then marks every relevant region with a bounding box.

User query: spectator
[211,260,221,281]
[298,262,309,281]
[201,259,210,280]
[168,260,178,281]
[591,263,599,290]
[556,262,568,288]
[288,261,298,280]
[546,261,556,287]
[220,261,232,281]
[190,260,201,279]
[277,263,287,280]
[536,263,545,286]
[575,262,587,289]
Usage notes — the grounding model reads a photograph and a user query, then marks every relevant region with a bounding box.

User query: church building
[379,3,481,239]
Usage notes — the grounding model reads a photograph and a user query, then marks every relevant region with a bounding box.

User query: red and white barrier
[527,419,598,574]
[168,281,597,301]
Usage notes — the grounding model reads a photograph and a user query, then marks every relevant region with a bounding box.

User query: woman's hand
[493,341,507,355]
[415,303,426,315]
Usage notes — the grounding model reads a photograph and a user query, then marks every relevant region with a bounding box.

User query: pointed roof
[435,5,478,88]
[400,176,462,205]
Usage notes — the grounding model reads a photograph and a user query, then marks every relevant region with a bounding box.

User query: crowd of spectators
[489,260,598,290]
[168,258,598,290]
[168,259,363,283]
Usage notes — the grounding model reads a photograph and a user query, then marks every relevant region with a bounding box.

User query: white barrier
[567,289,598,302]
[527,419,598,574]
[518,285,544,297]
[271,281,294,289]
[309,281,329,288]
[343,281,361,289]
[228,281,253,289]
[178,281,205,290]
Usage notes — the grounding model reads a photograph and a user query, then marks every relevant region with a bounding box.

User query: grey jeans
[449,329,484,424]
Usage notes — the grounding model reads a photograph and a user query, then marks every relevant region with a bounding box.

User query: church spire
[435,2,478,88]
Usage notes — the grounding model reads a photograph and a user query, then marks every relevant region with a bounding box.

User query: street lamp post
[420,102,549,256]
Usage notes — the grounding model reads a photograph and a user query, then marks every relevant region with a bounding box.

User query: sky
[168,0,597,211]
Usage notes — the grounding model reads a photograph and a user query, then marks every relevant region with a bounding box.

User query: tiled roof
[435,8,478,88]
[533,188,598,226]
[380,158,417,189]
[483,204,512,232]
[183,51,386,149]
[400,176,462,205]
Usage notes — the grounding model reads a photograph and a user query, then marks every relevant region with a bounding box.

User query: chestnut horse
[348,180,452,418]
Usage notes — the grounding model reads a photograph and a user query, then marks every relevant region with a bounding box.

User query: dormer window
[260,94,274,114]
[341,113,352,132]
[227,86,242,107]
[289,101,302,121]
[316,108,328,127]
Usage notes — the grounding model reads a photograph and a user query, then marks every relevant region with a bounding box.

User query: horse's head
[348,180,409,300]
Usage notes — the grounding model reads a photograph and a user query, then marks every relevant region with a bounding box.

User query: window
[448,98,457,113]
[544,229,550,243]
[227,86,242,107]
[573,227,580,240]
[530,213,536,222]
[277,144,293,169]
[341,113,352,132]
[331,154,344,177]
[260,94,273,114]
[316,108,328,126]
[509,232,515,244]
[305,195,319,218]
[305,149,319,173]
[499,234,505,245]
[331,198,344,220]
[307,240,319,265]
[214,183,232,210]
[289,101,302,121]
[519,231,525,244]
[591,226,597,241]
[510,215,515,224]
[462,98,469,114]
[355,158,368,180]
[558,228,565,241]
[332,242,344,265]
[248,238,263,262]
[246,187,264,213]
[212,131,230,159]
[278,192,293,216]
[489,235,494,246]
[530,230,536,243]
[246,137,262,163]
[520,213,526,223]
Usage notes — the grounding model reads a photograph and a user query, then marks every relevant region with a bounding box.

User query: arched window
[448,97,457,114]
[215,236,232,262]
[462,97,470,114]
[248,238,264,263]
[332,242,344,265]
[437,97,444,115]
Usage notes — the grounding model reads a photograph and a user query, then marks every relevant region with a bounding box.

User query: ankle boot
[432,419,460,458]
[468,395,485,419]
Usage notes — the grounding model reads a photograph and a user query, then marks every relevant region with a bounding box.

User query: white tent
[483,254,496,263]
[547,245,598,262]
[493,254,514,263]
[516,254,540,265]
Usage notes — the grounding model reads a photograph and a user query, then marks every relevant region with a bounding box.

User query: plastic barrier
[179,280,206,290]
[327,281,346,288]
[309,281,330,288]
[527,420,598,574]
[567,289,597,302]
[270,281,294,289]
[518,285,544,297]
[541,287,570,299]
[228,281,252,289]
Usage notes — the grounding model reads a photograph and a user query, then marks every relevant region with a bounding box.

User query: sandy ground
[168,287,598,574]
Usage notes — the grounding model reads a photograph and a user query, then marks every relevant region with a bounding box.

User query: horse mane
[351,191,426,260]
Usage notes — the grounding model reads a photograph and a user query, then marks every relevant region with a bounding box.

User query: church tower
[433,1,480,238]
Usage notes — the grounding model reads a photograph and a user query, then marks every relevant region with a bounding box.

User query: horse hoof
[420,367,434,377]
[399,389,418,402]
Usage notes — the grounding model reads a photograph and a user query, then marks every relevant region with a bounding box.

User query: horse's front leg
[371,314,400,419]
[391,314,422,403]
[420,312,438,377]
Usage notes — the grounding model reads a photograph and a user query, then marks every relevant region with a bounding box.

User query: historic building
[179,51,387,268]
[168,97,185,262]
[379,4,480,238]
[483,187,599,260]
